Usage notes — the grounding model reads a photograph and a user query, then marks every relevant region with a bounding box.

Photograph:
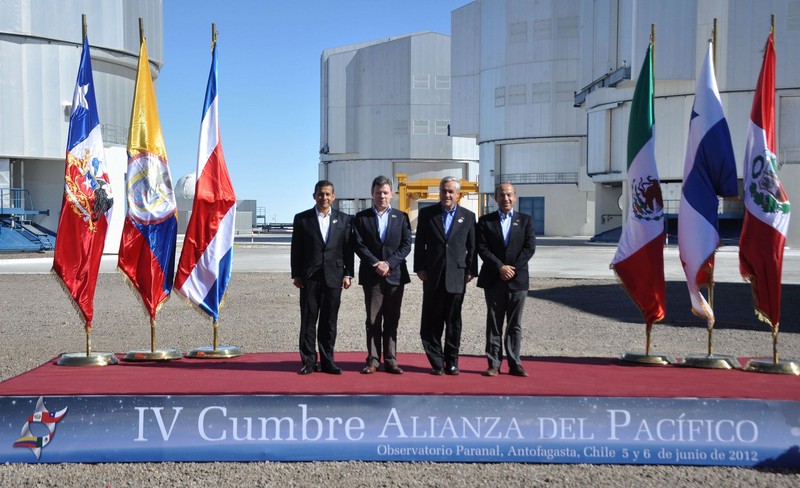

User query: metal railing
[499,172,579,185]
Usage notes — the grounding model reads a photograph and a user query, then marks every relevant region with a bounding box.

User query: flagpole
[55,14,118,366]
[742,16,798,375]
[121,17,181,362]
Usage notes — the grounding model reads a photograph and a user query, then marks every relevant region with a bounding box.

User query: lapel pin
[457,217,464,223]
[332,219,338,224]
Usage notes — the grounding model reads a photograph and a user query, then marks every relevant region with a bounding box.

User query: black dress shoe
[298,364,315,375]
[445,365,460,375]
[361,364,378,374]
[321,364,343,375]
[385,365,404,374]
[431,368,444,375]
[509,366,529,377]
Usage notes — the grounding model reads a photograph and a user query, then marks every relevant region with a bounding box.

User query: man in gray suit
[414,176,478,375]
[291,180,354,375]
[353,176,412,374]
[476,182,536,377]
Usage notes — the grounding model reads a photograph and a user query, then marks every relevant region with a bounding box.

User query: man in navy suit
[414,176,478,375]
[353,176,412,374]
[291,180,354,375]
[476,182,536,377]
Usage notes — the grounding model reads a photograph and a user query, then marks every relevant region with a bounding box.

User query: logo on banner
[749,151,790,214]
[12,397,68,460]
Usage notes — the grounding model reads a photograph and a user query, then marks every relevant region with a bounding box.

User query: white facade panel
[499,140,581,175]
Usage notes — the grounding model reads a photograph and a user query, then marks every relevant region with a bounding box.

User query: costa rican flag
[739,32,790,329]
[174,44,236,320]
[677,42,739,320]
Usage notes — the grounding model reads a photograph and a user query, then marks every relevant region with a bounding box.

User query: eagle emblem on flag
[631,175,664,221]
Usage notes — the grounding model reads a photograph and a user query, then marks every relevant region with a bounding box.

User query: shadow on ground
[530,281,800,333]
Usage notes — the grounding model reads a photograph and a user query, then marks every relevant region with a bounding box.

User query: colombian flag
[117,37,177,320]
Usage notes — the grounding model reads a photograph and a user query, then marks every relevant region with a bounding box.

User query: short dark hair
[371,175,392,191]
[494,182,515,198]
[314,179,335,194]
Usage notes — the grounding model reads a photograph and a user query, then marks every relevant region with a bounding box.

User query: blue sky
[159,0,468,223]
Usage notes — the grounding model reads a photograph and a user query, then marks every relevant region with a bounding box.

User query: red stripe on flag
[612,234,666,328]
[740,210,785,328]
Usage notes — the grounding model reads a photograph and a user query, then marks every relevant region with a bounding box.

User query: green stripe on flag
[627,44,654,169]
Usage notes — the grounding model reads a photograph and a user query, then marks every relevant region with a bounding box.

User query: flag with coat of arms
[117,37,178,320]
[611,43,666,330]
[739,31,791,329]
[52,37,114,329]
[677,41,739,320]
[174,42,237,320]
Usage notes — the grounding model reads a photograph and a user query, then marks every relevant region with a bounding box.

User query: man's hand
[342,277,352,289]
[293,277,303,289]
[374,261,391,277]
[499,265,516,281]
[417,271,427,281]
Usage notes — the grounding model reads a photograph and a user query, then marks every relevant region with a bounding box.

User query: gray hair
[439,176,461,192]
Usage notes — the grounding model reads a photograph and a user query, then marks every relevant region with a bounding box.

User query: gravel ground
[1,270,799,487]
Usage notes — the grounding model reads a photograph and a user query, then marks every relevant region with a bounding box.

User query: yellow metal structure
[395,174,479,215]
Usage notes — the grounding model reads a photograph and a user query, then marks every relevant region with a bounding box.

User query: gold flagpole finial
[138,17,145,44]
[211,23,218,52]
[81,14,87,42]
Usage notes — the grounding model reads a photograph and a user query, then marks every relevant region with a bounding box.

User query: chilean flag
[174,44,236,320]
[739,32,790,329]
[611,44,666,330]
[677,42,739,320]
[52,37,114,330]
[117,38,178,321]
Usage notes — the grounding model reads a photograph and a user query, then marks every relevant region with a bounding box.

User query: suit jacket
[476,210,536,291]
[290,207,354,288]
[353,207,412,287]
[413,203,478,294]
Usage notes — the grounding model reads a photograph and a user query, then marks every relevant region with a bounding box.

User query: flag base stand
[186,345,243,359]
[122,349,183,362]
[679,354,740,370]
[618,352,675,365]
[57,352,119,367]
[743,358,800,375]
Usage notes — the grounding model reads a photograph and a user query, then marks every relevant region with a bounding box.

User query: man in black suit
[291,180,354,375]
[414,176,478,375]
[476,182,536,377]
[353,176,412,375]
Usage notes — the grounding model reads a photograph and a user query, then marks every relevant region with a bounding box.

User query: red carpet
[0,352,797,400]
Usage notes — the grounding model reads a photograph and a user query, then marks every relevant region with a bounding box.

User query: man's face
[439,180,460,211]
[314,185,335,213]
[372,184,392,212]
[495,183,516,214]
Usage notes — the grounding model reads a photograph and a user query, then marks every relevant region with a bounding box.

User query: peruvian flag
[739,32,791,329]
[174,43,237,320]
[611,43,666,329]
[52,37,114,330]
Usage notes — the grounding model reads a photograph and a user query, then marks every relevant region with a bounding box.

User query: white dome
[174,172,197,212]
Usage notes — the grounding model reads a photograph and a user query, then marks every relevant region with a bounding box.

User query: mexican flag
[611,43,666,329]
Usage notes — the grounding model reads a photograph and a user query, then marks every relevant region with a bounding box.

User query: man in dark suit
[291,180,354,375]
[476,182,536,377]
[353,176,412,375]
[414,176,478,375]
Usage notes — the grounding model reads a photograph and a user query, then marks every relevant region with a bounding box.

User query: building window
[337,199,355,215]
[413,74,430,89]
[495,87,506,107]
[509,84,527,106]
[413,120,429,135]
[435,120,449,135]
[509,22,528,43]
[435,74,451,89]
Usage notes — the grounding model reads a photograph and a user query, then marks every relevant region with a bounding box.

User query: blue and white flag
[677,42,739,320]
